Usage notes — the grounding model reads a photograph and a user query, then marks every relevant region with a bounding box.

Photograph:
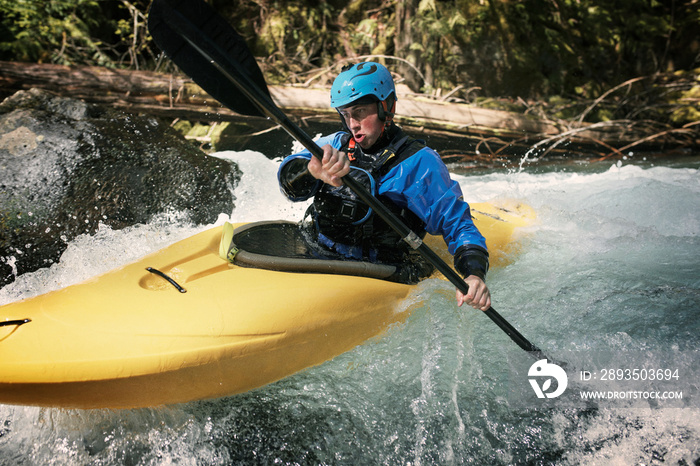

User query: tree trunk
[394,0,424,92]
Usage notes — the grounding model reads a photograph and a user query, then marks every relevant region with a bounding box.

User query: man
[278,62,490,311]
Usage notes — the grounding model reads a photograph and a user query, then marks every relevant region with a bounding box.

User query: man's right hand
[307,145,351,187]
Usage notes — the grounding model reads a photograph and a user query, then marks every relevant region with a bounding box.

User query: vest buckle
[339,200,356,220]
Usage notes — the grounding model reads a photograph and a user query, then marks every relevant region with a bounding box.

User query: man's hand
[307,145,351,187]
[456,275,491,311]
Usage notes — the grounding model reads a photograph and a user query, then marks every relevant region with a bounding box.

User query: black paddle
[148,0,551,361]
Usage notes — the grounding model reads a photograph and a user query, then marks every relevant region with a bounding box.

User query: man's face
[338,102,384,149]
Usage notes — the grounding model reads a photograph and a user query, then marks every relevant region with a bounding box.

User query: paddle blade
[148,0,270,118]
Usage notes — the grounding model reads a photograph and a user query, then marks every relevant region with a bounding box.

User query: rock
[0,89,240,288]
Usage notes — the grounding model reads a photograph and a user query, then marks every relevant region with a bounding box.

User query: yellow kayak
[0,201,535,409]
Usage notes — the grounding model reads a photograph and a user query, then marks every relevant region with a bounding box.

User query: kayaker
[278,62,491,311]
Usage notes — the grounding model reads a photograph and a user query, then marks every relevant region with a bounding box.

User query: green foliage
[237,0,338,82]
[0,0,158,68]
[668,69,700,125]
[0,0,105,64]
[112,0,157,69]
[451,0,699,101]
[406,0,468,92]
[0,0,696,126]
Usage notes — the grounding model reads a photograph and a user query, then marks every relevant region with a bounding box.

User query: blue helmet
[330,62,396,109]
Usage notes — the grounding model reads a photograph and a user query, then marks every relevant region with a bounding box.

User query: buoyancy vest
[308,128,427,262]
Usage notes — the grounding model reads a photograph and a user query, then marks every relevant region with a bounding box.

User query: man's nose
[347,116,361,128]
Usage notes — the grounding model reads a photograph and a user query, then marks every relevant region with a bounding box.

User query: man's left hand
[456,275,491,311]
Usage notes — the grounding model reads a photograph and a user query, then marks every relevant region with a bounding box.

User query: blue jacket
[278,130,489,279]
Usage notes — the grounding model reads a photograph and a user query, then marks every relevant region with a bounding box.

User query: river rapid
[1,149,698,465]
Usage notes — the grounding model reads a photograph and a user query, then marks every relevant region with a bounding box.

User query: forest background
[0,0,698,144]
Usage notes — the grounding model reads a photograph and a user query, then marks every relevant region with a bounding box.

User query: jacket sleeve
[378,148,489,278]
[277,132,346,201]
[278,153,318,201]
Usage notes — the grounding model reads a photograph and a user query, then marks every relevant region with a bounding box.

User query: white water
[1,151,698,465]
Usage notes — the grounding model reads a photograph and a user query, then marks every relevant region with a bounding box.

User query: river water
[1,149,698,465]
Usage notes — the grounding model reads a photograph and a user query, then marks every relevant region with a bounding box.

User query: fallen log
[1,61,695,158]
[0,61,556,132]
[0,60,241,121]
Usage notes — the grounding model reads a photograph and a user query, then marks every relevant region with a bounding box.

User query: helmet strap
[378,95,396,118]
[379,98,396,133]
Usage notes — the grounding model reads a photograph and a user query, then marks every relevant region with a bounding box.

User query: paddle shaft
[152,1,546,357]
